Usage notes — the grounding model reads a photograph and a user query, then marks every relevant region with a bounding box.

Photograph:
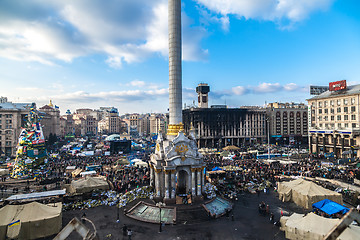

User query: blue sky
[0,0,359,114]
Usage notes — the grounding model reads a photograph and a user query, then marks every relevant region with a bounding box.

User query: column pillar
[170,170,176,199]
[309,134,312,155]
[323,134,326,153]
[333,135,337,158]
[154,168,161,197]
[191,168,196,196]
[201,167,205,193]
[164,170,170,199]
[197,169,201,196]
[315,135,319,154]
[341,136,345,153]
[150,166,154,187]
[350,137,354,158]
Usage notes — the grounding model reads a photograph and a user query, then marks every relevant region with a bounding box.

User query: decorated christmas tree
[11,107,47,179]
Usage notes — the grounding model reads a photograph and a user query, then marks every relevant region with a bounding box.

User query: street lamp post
[267,117,270,160]
[156,202,166,233]
[116,197,120,223]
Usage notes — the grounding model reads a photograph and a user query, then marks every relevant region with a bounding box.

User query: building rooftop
[308,84,360,100]
[0,102,33,110]
[39,105,54,110]
[266,102,306,109]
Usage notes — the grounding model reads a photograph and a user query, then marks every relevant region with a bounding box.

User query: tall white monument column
[167,0,184,138]
[150,0,205,203]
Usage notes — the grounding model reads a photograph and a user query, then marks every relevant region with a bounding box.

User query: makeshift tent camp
[70,176,109,194]
[312,199,349,216]
[0,202,62,240]
[222,145,240,151]
[277,178,342,209]
[281,212,360,240]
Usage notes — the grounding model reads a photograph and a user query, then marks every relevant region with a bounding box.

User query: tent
[70,177,109,194]
[117,158,130,165]
[71,168,83,178]
[220,151,230,157]
[222,145,240,151]
[279,213,304,231]
[281,212,360,240]
[277,178,342,209]
[131,158,142,162]
[0,202,62,240]
[134,161,148,168]
[0,169,9,176]
[338,225,360,240]
[211,167,223,171]
[312,199,349,216]
[80,171,97,177]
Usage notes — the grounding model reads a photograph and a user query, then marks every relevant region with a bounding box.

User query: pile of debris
[63,186,154,211]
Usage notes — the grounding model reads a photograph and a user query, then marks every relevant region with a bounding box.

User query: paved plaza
[62,190,306,240]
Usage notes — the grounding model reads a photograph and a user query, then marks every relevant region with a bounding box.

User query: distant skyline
[0,0,359,114]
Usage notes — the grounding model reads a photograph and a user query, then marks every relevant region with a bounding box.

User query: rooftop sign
[329,80,346,91]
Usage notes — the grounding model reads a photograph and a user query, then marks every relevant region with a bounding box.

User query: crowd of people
[203,152,360,206]
[0,152,151,199]
[1,141,360,209]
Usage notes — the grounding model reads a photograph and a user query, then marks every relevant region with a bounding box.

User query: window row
[318,115,356,121]
[315,98,356,108]
[318,106,356,114]
[318,123,357,128]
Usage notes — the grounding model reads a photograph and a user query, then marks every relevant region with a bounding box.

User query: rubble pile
[63,186,154,211]
[204,183,217,199]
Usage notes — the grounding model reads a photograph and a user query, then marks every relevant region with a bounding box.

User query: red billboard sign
[329,80,346,91]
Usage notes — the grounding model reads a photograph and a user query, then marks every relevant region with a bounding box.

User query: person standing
[122,224,127,236]
[127,229,132,240]
[270,212,274,224]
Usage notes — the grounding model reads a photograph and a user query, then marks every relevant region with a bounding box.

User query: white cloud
[196,0,334,26]
[283,83,298,91]
[20,88,169,104]
[232,86,247,95]
[0,0,208,67]
[212,82,305,98]
[128,80,146,88]
[122,80,162,90]
[253,82,282,93]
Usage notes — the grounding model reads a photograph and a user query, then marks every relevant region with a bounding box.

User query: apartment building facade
[0,99,33,157]
[266,102,308,145]
[307,81,360,158]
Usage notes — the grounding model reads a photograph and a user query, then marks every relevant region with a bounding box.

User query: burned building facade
[183,107,267,148]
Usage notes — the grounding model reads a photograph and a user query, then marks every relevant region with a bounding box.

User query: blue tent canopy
[312,199,349,215]
[211,167,222,171]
